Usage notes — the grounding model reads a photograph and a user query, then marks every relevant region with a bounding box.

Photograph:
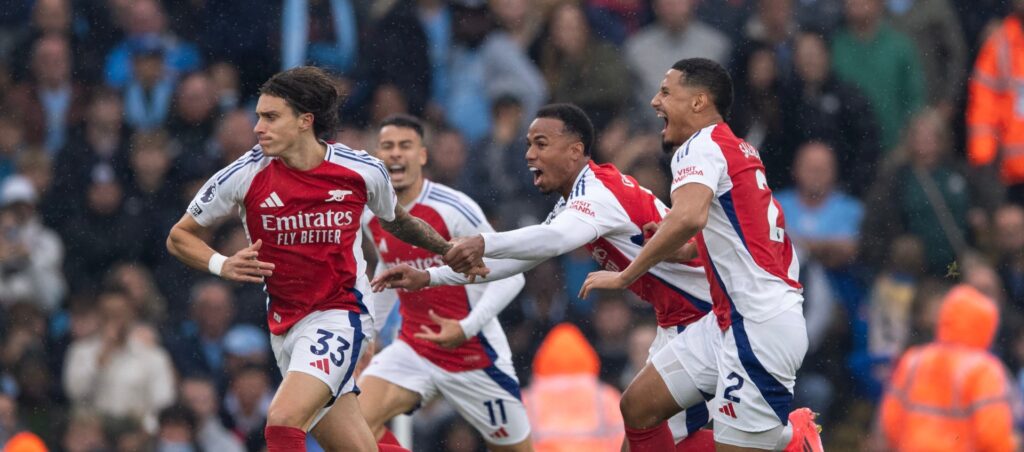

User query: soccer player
[166,66,460,452]
[577,59,822,451]
[357,114,532,451]
[372,103,717,446]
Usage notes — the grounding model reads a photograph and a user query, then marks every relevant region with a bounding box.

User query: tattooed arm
[378,204,454,256]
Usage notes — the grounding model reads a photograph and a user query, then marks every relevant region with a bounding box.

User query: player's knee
[619,388,650,429]
[266,406,308,429]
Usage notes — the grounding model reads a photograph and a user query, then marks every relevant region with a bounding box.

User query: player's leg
[309,392,380,450]
[711,305,808,451]
[357,376,422,439]
[268,310,376,452]
[621,314,722,451]
[648,326,713,444]
[357,339,435,440]
[434,362,533,451]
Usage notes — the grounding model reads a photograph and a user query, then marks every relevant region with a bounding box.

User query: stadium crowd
[0,0,1018,449]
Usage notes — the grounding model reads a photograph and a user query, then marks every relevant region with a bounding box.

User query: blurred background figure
[522,323,623,451]
[880,285,1019,451]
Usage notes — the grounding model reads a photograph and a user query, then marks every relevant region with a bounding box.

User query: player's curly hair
[259,66,342,139]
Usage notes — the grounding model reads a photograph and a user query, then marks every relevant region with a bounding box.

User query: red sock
[265,425,306,452]
[625,422,674,452]
[378,428,401,446]
[378,445,411,452]
[676,429,715,451]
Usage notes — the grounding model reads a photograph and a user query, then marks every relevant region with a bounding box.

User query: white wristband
[208,253,228,276]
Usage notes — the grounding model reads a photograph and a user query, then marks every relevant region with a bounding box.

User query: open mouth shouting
[529,166,543,187]
[388,164,406,179]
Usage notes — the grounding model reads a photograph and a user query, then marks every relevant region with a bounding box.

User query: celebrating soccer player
[167,67,467,452]
[358,114,532,451]
[578,59,822,451]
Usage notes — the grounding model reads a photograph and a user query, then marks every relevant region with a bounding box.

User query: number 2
[723,372,744,403]
[755,170,785,243]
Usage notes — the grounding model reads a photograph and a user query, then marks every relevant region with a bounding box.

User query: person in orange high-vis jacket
[522,323,624,452]
[968,0,1024,197]
[880,285,1019,451]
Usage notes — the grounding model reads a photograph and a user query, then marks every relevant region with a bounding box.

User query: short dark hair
[379,114,425,140]
[671,58,734,117]
[535,103,594,156]
[259,66,342,139]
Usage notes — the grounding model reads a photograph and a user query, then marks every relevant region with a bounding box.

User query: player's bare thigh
[310,392,378,452]
[267,370,335,429]
[357,375,422,438]
[619,363,684,429]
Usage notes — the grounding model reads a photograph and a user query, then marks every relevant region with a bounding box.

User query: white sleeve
[670,135,727,196]
[458,272,524,337]
[481,211,602,260]
[427,257,542,286]
[363,159,398,222]
[187,152,259,226]
[370,260,399,334]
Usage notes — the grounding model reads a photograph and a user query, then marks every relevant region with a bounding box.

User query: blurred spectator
[490,0,544,48]
[855,235,925,400]
[0,394,17,445]
[61,410,108,452]
[967,0,1024,202]
[179,376,245,452]
[281,0,359,75]
[47,89,131,230]
[0,175,65,311]
[0,115,25,182]
[61,168,145,292]
[742,0,798,81]
[584,0,649,45]
[888,0,968,118]
[209,110,257,168]
[832,0,925,149]
[781,31,880,193]
[861,110,977,276]
[729,43,786,160]
[63,290,176,432]
[693,0,754,39]
[15,152,53,209]
[591,295,632,385]
[4,34,88,154]
[994,204,1024,307]
[3,431,46,452]
[221,325,272,382]
[355,1,432,121]
[123,131,179,267]
[540,3,630,131]
[155,405,201,452]
[102,262,167,325]
[619,322,657,390]
[103,0,200,89]
[120,36,175,131]
[1,303,48,399]
[880,285,1019,451]
[222,364,272,451]
[794,0,845,34]
[776,142,863,270]
[165,280,235,386]
[5,0,90,83]
[522,323,623,451]
[624,0,731,130]
[424,127,469,189]
[478,23,548,131]
[436,3,497,144]
[465,96,551,229]
[167,73,219,164]
[207,62,241,113]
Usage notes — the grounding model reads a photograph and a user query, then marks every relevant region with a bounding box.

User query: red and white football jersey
[187,143,397,335]
[552,161,713,328]
[670,122,802,330]
[365,180,514,372]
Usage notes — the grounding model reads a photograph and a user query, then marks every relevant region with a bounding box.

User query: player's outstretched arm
[444,214,600,274]
[167,214,275,283]
[371,257,539,292]
[580,183,712,298]
[379,204,453,255]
